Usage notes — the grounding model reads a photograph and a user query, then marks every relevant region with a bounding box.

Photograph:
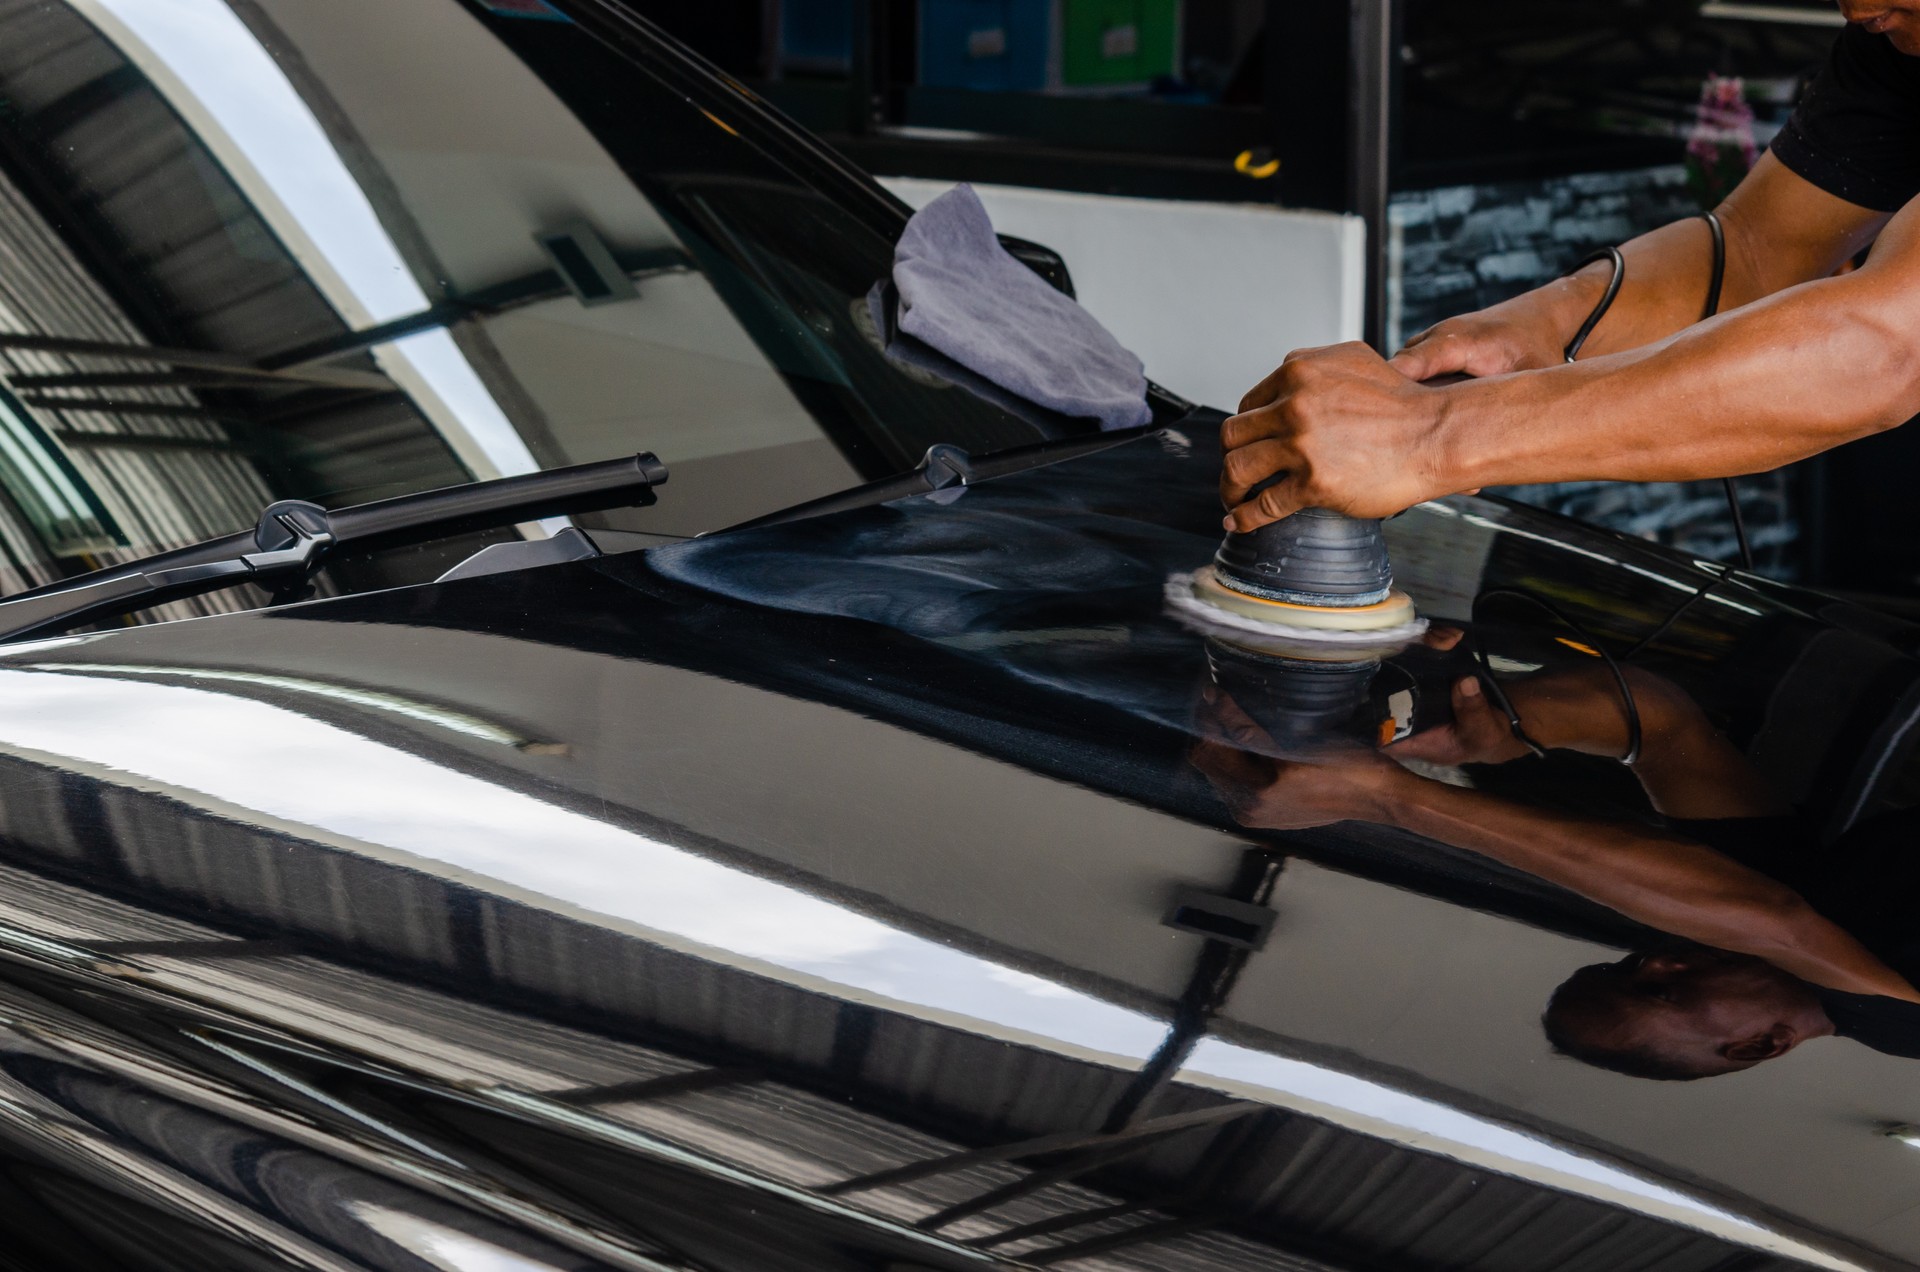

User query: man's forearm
[1490,667,1784,818]
[1435,262,1920,491]
[1570,154,1882,358]
[1409,154,1884,367]
[1365,768,1917,998]
[1553,217,1722,359]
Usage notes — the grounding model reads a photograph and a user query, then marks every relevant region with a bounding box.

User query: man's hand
[1190,689,1402,830]
[1389,305,1572,383]
[1222,342,1454,533]
[1388,674,1532,767]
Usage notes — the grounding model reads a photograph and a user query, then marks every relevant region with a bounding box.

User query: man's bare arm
[1389,664,1786,820]
[1360,766,1920,1002]
[1219,189,1920,529]
[1192,697,1917,1000]
[1389,154,1887,380]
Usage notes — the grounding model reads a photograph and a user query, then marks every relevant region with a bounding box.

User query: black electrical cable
[1560,223,1752,573]
[1700,209,1727,319]
[1468,217,1754,757]
[1471,587,1644,766]
[1617,568,1738,662]
[1698,210,1756,572]
[1608,211,1747,661]
[1562,246,1625,364]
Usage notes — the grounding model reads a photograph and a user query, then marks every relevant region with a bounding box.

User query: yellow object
[1234,149,1280,179]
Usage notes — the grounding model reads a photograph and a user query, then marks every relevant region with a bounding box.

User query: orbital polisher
[1179,508,1420,640]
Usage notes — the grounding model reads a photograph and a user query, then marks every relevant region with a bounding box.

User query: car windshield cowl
[715,420,1183,535]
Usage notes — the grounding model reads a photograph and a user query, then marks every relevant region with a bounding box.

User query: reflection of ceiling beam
[544,1066,757,1107]
[261,247,693,374]
[971,1199,1139,1250]
[86,937,295,959]
[1028,1213,1221,1266]
[52,429,234,454]
[917,1127,1199,1233]
[8,369,339,392]
[0,333,389,390]
[27,64,147,143]
[13,394,229,419]
[822,1101,1259,1196]
[0,81,187,351]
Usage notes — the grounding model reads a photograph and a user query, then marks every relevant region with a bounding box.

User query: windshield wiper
[0,453,668,644]
[715,425,1163,535]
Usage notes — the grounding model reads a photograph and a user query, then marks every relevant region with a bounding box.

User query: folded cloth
[866,280,1080,436]
[892,185,1152,431]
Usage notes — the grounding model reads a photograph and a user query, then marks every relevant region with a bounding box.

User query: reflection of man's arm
[1193,701,1919,1002]
[1392,660,1784,820]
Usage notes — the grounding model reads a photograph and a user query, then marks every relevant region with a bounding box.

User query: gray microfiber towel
[892,185,1152,431]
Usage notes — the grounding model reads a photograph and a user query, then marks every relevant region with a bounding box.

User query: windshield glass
[0,0,1056,621]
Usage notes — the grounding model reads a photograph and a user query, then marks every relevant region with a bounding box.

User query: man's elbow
[1723,886,1826,963]
[1840,303,1920,436]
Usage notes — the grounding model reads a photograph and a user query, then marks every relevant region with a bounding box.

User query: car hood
[0,422,1913,1270]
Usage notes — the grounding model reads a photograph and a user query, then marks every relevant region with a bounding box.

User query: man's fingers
[1223,478,1306,533]
[1451,674,1488,715]
[1219,438,1297,508]
[1221,406,1285,452]
[1199,691,1278,750]
[1189,737,1271,789]
[1385,725,1460,763]
[1386,338,1470,383]
[1236,364,1285,414]
[1450,675,1512,751]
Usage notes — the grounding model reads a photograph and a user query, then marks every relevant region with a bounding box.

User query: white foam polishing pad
[1187,565,1417,631]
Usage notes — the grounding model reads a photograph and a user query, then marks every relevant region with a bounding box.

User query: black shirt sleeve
[1771,24,1920,213]
[1817,988,1920,1058]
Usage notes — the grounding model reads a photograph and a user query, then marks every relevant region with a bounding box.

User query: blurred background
[632,0,1912,599]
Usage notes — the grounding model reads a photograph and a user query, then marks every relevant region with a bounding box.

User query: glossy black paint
[0,2,1915,1270]
[0,419,1913,1269]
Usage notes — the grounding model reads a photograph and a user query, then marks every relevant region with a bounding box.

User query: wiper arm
[715,425,1162,535]
[0,453,668,643]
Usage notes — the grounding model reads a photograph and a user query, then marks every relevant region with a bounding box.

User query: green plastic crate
[1060,0,1178,87]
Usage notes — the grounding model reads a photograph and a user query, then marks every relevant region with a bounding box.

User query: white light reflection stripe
[1182,1041,1860,1270]
[25,663,530,747]
[1459,513,1764,615]
[75,0,540,481]
[0,666,1847,1260]
[0,669,1166,1063]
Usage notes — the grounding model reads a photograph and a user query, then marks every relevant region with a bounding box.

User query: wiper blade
[0,453,668,643]
[715,425,1162,535]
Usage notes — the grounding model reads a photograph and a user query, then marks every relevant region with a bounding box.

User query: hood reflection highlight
[0,667,1165,1061]
[0,662,1858,1267]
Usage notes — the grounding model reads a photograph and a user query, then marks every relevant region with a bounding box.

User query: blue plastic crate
[918,0,1053,92]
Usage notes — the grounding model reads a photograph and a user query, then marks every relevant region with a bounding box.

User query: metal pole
[1350,0,1395,353]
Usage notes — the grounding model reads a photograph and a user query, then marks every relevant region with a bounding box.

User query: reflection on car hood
[0,425,1911,1270]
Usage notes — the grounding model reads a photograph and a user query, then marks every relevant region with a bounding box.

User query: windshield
[0,0,1056,623]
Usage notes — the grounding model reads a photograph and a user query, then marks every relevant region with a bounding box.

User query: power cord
[1559,215,1753,571]
[1466,213,1753,766]
[1470,587,1644,767]
[1699,210,1756,572]
[1562,246,1625,363]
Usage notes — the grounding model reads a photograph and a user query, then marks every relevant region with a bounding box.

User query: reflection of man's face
[1547,950,1815,1079]
[1840,2,1920,56]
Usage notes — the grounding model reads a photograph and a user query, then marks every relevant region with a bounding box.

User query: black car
[0,3,1915,1271]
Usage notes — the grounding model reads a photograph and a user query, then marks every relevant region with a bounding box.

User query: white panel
[881,178,1366,412]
